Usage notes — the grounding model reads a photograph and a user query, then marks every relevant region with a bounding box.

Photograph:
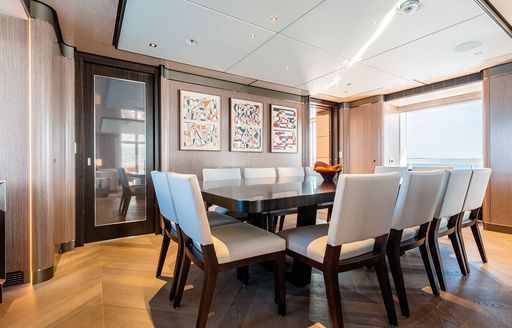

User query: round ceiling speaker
[397,0,423,15]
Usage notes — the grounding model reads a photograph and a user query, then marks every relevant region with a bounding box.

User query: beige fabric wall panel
[0,14,30,273]
[161,78,306,179]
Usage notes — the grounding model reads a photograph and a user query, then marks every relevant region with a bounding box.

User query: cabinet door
[348,103,382,173]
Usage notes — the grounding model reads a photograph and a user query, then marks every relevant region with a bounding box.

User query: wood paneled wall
[0,14,75,280]
[0,14,30,274]
[160,78,306,179]
[30,19,76,274]
[483,71,512,231]
[346,102,383,173]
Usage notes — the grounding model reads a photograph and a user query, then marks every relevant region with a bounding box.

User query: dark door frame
[75,52,160,246]
[310,98,340,166]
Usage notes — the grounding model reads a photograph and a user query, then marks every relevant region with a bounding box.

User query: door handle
[87,157,92,166]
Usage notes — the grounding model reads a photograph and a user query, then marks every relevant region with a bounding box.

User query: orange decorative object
[313,161,343,180]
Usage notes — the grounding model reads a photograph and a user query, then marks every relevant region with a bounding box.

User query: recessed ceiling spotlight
[344,91,348,93]
[270,16,278,22]
[346,82,352,86]
[149,43,157,48]
[474,51,483,56]
[249,33,256,39]
[186,38,199,46]
[454,41,482,52]
[285,65,291,71]
[396,0,423,15]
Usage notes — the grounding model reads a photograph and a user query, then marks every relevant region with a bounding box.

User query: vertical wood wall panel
[160,78,306,179]
[30,19,55,271]
[486,73,512,228]
[348,102,383,173]
[0,14,30,274]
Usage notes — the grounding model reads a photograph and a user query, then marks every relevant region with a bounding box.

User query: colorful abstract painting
[230,98,263,152]
[180,90,221,151]
[271,105,298,153]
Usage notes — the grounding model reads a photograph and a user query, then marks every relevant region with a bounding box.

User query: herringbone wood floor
[1,217,512,328]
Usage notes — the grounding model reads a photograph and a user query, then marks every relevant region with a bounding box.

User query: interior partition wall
[0,3,75,285]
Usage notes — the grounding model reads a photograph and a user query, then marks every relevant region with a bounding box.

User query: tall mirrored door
[79,57,156,243]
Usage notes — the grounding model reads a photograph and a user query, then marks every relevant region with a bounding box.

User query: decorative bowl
[313,161,342,181]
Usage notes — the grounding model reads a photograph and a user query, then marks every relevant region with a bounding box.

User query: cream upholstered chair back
[277,167,305,177]
[434,170,472,219]
[412,166,453,171]
[167,173,213,246]
[151,171,178,225]
[463,168,491,212]
[391,171,444,230]
[375,166,408,177]
[203,168,241,181]
[328,173,401,246]
[244,167,276,179]
[304,167,321,177]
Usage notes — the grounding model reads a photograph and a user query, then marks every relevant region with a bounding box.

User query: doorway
[309,102,339,166]
[76,54,159,244]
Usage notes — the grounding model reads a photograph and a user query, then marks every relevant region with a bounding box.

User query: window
[121,133,145,172]
[400,100,482,169]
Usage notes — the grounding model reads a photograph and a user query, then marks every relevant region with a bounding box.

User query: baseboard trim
[59,240,75,254]
[32,265,54,284]
[483,222,512,234]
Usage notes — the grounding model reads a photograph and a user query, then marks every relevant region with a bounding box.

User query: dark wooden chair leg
[170,237,184,301]
[428,219,446,291]
[118,195,124,214]
[323,270,343,328]
[197,267,218,328]
[122,195,132,216]
[374,259,398,326]
[237,266,249,286]
[278,215,286,232]
[470,222,488,263]
[275,253,286,315]
[386,231,409,317]
[448,231,468,276]
[326,206,332,222]
[418,243,440,296]
[173,254,191,309]
[156,233,170,277]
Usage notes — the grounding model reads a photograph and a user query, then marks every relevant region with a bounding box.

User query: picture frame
[270,104,298,153]
[179,90,221,151]
[230,98,264,152]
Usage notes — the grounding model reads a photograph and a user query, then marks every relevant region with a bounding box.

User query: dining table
[201,175,337,287]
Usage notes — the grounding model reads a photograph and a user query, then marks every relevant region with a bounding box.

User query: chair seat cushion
[278,224,375,263]
[211,223,285,264]
[401,226,419,241]
[206,211,239,227]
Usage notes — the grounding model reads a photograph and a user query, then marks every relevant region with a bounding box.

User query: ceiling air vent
[397,0,423,15]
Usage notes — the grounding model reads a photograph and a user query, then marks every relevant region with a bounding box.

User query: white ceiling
[0,0,28,20]
[116,0,512,99]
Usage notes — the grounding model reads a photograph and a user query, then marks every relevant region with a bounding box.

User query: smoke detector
[397,0,423,15]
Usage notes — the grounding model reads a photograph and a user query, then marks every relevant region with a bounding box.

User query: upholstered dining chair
[457,168,491,272]
[375,166,409,177]
[277,167,305,177]
[151,171,239,301]
[305,166,321,177]
[428,169,472,291]
[412,166,453,171]
[278,173,401,328]
[243,167,277,179]
[386,170,444,317]
[168,173,286,328]
[117,167,145,217]
[202,168,246,220]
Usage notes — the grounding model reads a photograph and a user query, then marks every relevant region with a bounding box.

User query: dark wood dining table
[201,176,337,287]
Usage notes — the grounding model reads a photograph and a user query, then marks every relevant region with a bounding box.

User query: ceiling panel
[0,0,28,19]
[282,0,483,60]
[187,0,323,32]
[118,0,275,72]
[299,63,411,97]
[227,34,349,87]
[364,14,512,82]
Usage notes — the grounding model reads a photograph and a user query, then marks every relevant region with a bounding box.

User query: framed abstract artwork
[180,90,221,151]
[271,104,298,153]
[230,98,263,152]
